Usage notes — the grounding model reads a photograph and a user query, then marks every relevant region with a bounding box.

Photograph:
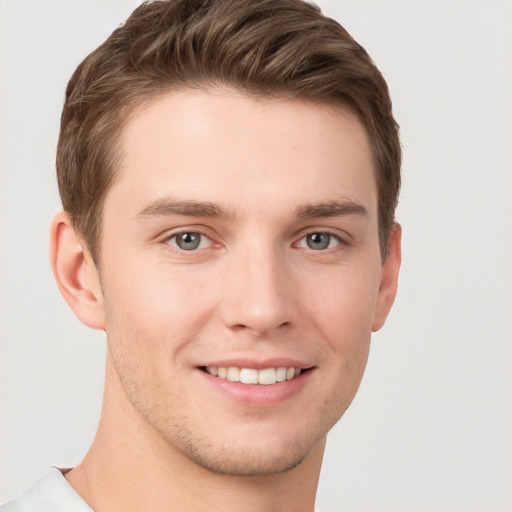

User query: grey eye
[306,233,333,250]
[174,232,203,250]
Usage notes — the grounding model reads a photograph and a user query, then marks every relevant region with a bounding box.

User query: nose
[218,245,296,336]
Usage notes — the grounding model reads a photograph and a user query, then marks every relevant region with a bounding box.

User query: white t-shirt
[2,468,322,511]
[1,468,92,512]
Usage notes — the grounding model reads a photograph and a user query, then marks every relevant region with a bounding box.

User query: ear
[49,211,105,330]
[372,223,402,332]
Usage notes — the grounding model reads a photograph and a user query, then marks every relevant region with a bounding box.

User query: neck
[66,358,324,512]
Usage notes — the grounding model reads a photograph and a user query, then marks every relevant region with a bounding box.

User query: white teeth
[205,366,302,384]
[226,367,240,382]
[240,368,258,384]
[258,368,276,385]
[276,367,287,382]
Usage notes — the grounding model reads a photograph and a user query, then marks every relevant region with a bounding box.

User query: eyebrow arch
[134,198,234,220]
[294,200,369,220]
[135,197,367,222]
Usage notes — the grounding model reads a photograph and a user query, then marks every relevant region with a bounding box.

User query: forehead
[110,88,377,220]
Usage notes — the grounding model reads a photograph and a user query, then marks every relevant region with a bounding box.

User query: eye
[167,232,210,251]
[298,232,340,251]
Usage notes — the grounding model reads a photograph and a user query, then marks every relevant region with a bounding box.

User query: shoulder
[1,468,92,512]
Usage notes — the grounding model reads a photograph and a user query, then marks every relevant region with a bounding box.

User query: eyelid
[296,227,350,242]
[296,232,340,248]
[159,226,220,251]
[293,227,353,252]
[167,232,210,250]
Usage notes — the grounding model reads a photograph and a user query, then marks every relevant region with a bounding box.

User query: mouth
[200,366,306,385]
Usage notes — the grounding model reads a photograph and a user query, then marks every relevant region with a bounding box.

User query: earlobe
[372,223,402,332]
[49,211,105,330]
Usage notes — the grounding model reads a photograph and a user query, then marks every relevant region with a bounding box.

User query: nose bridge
[219,238,293,335]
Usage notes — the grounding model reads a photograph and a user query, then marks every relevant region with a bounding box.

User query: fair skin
[50,88,401,512]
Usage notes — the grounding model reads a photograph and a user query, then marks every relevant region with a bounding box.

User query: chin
[158,416,331,478]
[180,438,314,477]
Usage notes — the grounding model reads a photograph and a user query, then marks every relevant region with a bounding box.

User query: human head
[56,0,401,265]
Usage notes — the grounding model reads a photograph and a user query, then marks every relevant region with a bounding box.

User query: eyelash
[164,230,215,251]
[161,228,349,253]
[294,230,344,252]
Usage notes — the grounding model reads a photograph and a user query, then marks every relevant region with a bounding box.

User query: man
[2,0,401,510]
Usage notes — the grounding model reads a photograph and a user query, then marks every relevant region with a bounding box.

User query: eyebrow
[135,197,368,221]
[135,198,233,220]
[294,200,368,220]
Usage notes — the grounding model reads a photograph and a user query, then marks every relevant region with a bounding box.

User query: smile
[203,366,301,385]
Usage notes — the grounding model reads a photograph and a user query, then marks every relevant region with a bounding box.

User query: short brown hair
[57,0,401,263]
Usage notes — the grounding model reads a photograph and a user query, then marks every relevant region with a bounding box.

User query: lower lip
[196,368,313,407]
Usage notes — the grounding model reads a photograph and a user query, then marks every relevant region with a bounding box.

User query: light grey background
[1,1,511,510]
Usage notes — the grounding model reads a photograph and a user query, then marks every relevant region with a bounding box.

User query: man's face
[92,89,398,476]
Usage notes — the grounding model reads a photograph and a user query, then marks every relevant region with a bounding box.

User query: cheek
[304,264,381,351]
[301,264,380,412]
[101,258,219,352]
